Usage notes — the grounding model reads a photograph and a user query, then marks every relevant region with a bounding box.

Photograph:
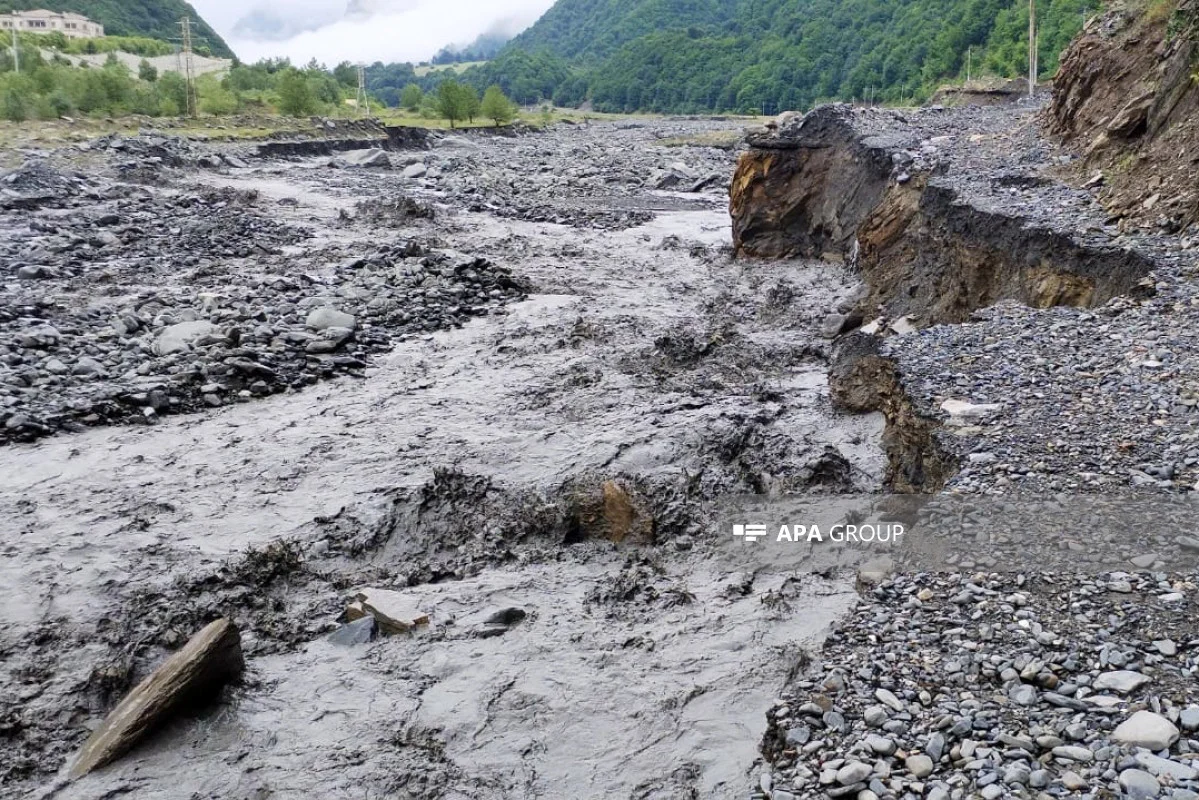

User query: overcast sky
[191,0,555,65]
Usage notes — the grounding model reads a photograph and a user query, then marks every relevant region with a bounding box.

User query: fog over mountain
[192,0,553,64]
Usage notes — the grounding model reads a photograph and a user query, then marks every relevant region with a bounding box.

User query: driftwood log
[70,618,244,779]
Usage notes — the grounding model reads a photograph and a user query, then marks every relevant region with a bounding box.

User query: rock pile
[758,569,1199,800]
[427,121,739,229]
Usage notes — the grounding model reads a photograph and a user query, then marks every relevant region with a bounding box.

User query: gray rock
[483,607,527,626]
[785,725,811,746]
[327,615,377,646]
[863,705,889,727]
[72,356,107,376]
[1134,752,1197,781]
[1061,771,1088,790]
[926,732,946,762]
[402,162,428,179]
[875,688,904,712]
[1009,684,1038,706]
[1051,745,1094,762]
[1119,768,1162,800]
[306,307,357,332]
[821,313,849,339]
[1094,670,1152,694]
[866,734,896,756]
[153,320,218,356]
[836,761,872,785]
[1180,707,1199,732]
[339,148,391,168]
[906,754,934,778]
[1113,711,1181,751]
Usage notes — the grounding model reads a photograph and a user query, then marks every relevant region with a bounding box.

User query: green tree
[436,79,477,127]
[480,84,517,126]
[46,88,74,117]
[400,82,423,111]
[138,59,158,83]
[277,68,318,116]
[332,61,358,87]
[157,71,187,115]
[465,85,481,122]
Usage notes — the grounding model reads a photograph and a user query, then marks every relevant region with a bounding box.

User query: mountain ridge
[473,0,1097,113]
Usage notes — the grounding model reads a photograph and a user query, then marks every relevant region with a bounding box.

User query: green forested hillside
[507,0,736,64]
[0,0,234,58]
[453,0,1097,113]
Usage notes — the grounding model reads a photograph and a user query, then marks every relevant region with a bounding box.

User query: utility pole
[967,47,972,84]
[10,29,18,74]
[356,63,369,117]
[179,16,198,117]
[1028,0,1036,97]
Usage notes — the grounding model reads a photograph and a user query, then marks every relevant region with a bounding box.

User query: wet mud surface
[0,121,885,798]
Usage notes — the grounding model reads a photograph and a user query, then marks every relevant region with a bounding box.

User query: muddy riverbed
[1,121,887,798]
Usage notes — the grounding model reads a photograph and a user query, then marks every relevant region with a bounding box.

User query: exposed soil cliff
[730,104,1154,327]
[828,332,955,493]
[1050,0,1199,231]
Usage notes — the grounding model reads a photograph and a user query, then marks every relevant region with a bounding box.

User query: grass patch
[413,61,487,77]
[1146,0,1179,24]
[656,130,747,149]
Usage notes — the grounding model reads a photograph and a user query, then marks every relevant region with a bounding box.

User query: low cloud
[192,0,554,65]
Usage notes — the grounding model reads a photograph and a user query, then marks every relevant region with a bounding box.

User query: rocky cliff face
[1050,0,1199,230]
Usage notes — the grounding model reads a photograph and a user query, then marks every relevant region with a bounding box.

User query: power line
[1028,0,1037,97]
[356,63,369,117]
[180,16,198,117]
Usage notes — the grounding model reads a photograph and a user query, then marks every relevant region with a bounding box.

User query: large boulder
[335,148,391,168]
[305,307,356,332]
[1112,711,1180,751]
[152,320,218,356]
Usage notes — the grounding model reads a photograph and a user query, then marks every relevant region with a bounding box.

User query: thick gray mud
[1,122,883,799]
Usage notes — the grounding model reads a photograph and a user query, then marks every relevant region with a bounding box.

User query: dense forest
[0,0,234,58]
[374,0,1099,113]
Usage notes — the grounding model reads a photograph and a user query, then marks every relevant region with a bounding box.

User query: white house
[0,9,104,39]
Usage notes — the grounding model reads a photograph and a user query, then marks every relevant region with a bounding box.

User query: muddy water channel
[1,122,884,799]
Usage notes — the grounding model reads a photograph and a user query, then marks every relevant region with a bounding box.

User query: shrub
[198,76,238,115]
[277,69,318,116]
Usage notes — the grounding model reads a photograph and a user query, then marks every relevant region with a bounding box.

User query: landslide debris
[1050,0,1199,233]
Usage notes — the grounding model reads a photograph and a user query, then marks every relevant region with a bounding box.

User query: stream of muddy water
[2,122,885,799]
